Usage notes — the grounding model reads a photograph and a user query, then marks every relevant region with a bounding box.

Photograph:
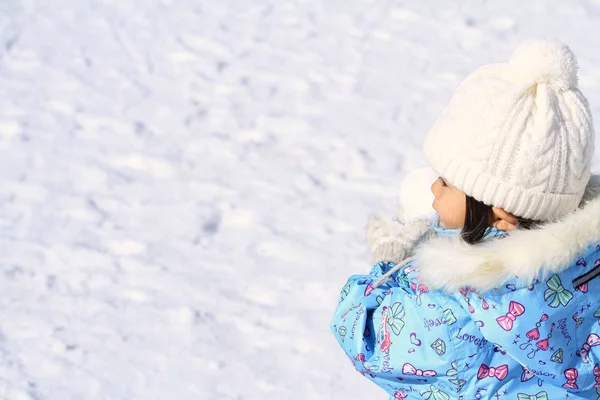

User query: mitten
[366,215,432,264]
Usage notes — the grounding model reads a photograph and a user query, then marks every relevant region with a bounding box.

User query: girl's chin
[439,218,461,230]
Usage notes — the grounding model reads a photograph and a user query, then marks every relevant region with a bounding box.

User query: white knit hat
[424,40,595,221]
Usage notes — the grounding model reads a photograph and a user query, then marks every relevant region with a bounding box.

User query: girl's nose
[431,179,441,198]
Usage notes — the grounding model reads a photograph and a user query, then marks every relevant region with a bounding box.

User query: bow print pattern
[496,301,525,331]
[544,275,573,308]
[563,368,579,389]
[577,333,600,363]
[476,364,508,381]
[402,363,437,377]
[446,361,458,377]
[331,253,600,399]
[385,302,406,336]
[419,385,450,400]
[445,361,466,392]
[573,312,585,329]
[354,354,378,378]
[517,392,549,400]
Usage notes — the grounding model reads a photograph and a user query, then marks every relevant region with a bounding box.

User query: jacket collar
[431,215,508,240]
[415,175,600,293]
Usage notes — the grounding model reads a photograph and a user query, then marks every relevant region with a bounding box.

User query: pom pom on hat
[507,39,578,91]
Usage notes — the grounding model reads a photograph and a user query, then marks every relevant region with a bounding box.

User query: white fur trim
[414,176,600,293]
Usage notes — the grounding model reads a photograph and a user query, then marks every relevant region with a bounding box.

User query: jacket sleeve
[331,261,465,399]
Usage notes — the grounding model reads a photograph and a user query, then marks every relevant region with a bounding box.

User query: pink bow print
[594,364,600,389]
[402,363,437,377]
[477,364,509,380]
[562,368,579,389]
[394,392,408,399]
[576,333,600,363]
[496,301,525,331]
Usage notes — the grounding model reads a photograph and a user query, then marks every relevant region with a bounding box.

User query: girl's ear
[491,207,519,231]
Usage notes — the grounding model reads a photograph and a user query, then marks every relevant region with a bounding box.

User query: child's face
[431,177,466,229]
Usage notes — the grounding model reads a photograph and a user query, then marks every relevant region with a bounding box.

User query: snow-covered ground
[1,1,600,399]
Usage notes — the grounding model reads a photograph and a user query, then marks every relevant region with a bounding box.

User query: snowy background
[1,1,600,399]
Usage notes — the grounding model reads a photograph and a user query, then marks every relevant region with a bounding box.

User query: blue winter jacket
[331,192,600,400]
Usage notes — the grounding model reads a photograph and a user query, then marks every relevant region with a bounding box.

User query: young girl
[331,40,600,400]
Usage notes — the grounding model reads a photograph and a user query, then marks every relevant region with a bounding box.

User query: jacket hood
[415,174,600,292]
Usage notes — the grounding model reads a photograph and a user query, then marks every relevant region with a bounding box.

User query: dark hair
[461,195,538,244]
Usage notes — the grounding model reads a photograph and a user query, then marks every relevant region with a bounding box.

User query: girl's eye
[439,177,447,187]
